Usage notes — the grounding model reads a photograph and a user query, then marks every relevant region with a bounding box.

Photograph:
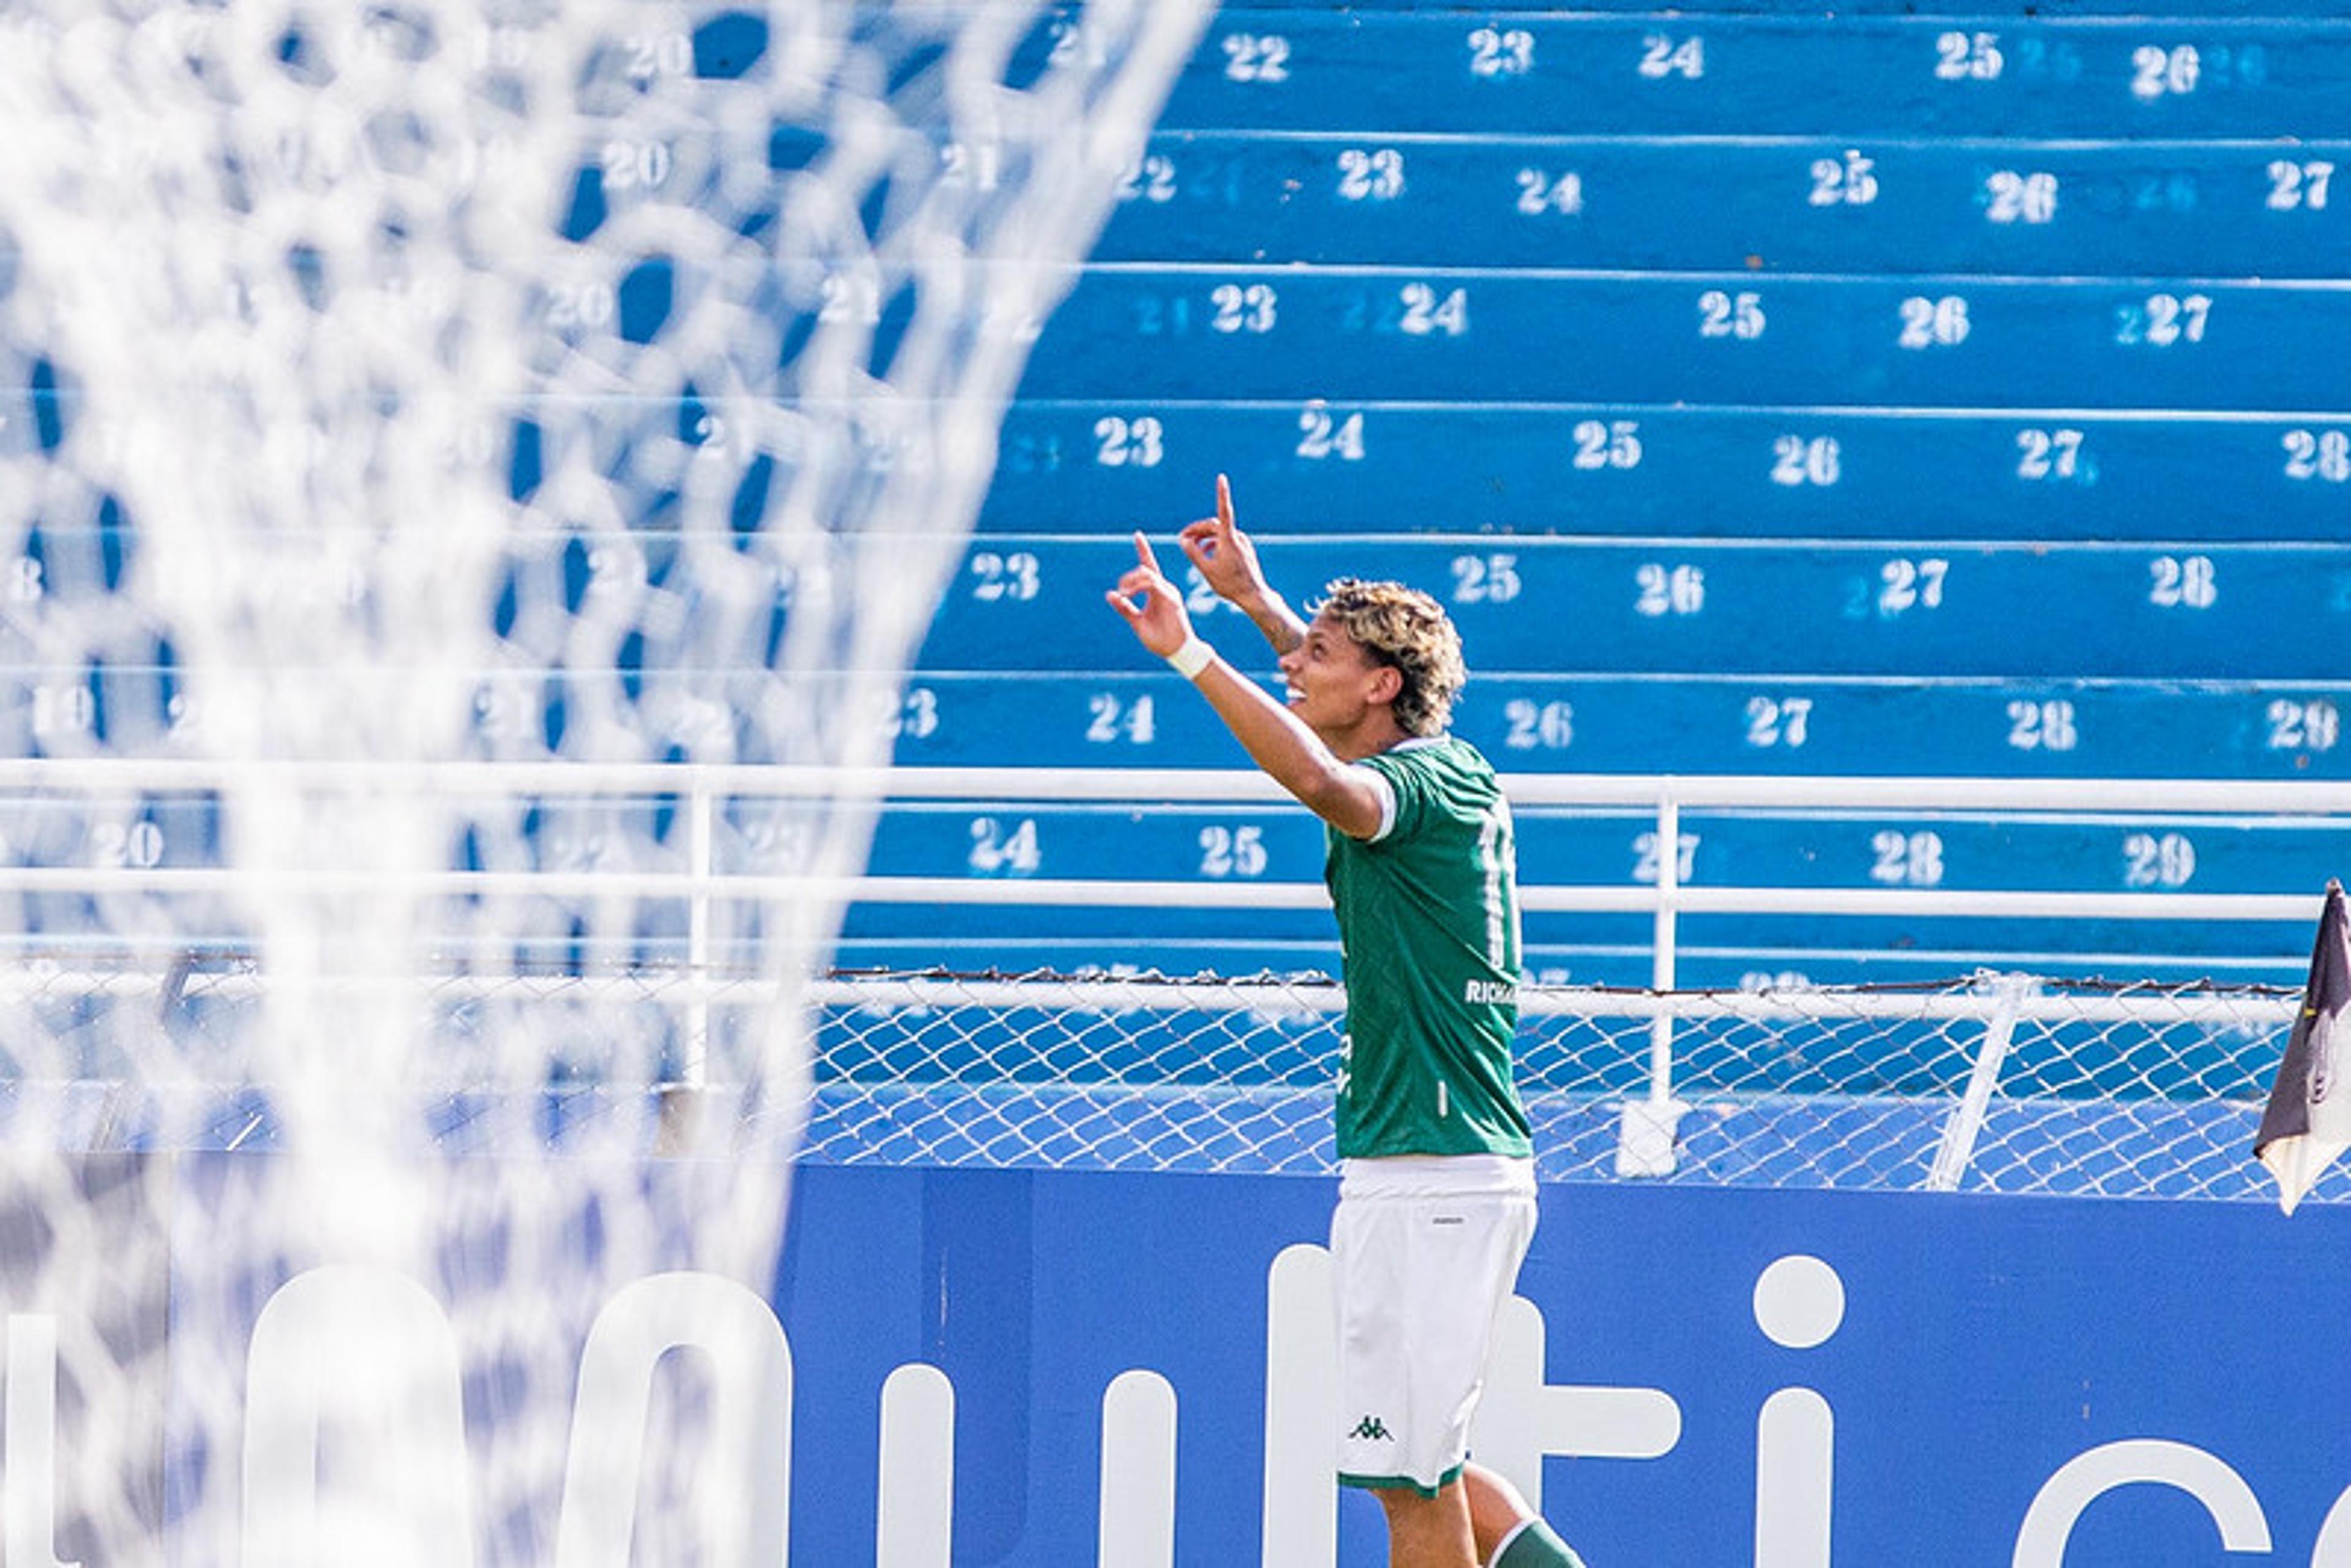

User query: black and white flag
[2255,879,2351,1215]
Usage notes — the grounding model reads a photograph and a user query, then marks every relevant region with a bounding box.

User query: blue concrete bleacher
[1150,11,2351,140]
[7,4,2347,994]
[852,798,2343,902]
[1092,133,2351,277]
[978,402,2351,541]
[1024,268,2351,409]
[875,668,2348,781]
[918,535,2351,678]
[901,2,2351,985]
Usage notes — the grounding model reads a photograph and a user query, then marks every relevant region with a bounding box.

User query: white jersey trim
[1354,733,1449,845]
[1357,765,1399,842]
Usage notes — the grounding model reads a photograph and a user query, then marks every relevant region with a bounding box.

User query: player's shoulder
[1368,733,1491,778]
[1361,735,1499,803]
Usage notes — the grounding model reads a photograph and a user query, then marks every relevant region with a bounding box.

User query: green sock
[1491,1517,1585,1568]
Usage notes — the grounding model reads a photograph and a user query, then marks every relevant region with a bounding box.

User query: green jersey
[1324,735,1531,1160]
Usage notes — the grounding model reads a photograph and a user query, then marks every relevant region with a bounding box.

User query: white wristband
[1164,635,1214,681]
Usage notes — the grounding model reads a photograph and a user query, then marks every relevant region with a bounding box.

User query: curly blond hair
[1313,577,1466,737]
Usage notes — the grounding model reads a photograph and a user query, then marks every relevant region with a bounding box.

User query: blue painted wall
[768,1164,2351,1566]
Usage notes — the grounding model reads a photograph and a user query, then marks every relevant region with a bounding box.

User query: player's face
[1278,610,1394,744]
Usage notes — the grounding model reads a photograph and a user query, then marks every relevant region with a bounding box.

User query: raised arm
[1178,474,1307,655]
[1105,531,1385,839]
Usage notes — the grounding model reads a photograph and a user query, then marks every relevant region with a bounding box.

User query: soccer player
[1105,476,1583,1568]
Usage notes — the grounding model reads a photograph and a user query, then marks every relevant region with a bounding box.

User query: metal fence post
[1618,787,1690,1177]
[1927,973,2034,1191]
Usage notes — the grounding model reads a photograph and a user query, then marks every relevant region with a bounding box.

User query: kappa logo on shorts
[1348,1414,1394,1442]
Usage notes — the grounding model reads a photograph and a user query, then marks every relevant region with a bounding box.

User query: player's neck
[1324,713,1412,763]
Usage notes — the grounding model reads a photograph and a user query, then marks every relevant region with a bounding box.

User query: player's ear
[1363,662,1403,709]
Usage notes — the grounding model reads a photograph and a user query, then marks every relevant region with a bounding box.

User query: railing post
[684,780,713,1090]
[1649,789,1680,1090]
[1927,973,2033,1192]
[1618,788,1689,1177]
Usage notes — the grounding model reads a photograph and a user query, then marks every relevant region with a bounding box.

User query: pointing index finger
[1131,530,1163,574]
[1215,473,1234,536]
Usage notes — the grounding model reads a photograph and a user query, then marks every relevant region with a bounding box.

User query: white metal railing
[3,765,2342,945]
[2,762,2340,961]
[6,758,2347,814]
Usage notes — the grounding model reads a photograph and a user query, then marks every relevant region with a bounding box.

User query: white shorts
[1330,1153,1538,1495]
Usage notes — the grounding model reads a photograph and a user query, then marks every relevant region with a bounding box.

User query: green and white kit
[1324,735,1540,1495]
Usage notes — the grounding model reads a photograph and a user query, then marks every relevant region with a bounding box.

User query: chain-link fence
[796,970,2302,1200]
[0,960,2306,1201]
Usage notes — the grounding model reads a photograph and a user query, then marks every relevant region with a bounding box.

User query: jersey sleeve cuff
[1356,764,1398,842]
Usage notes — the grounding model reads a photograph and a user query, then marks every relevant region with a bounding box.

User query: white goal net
[0,2,1207,1562]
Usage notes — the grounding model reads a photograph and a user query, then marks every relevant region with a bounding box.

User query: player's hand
[1177,473,1268,608]
[1105,531,1194,658]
